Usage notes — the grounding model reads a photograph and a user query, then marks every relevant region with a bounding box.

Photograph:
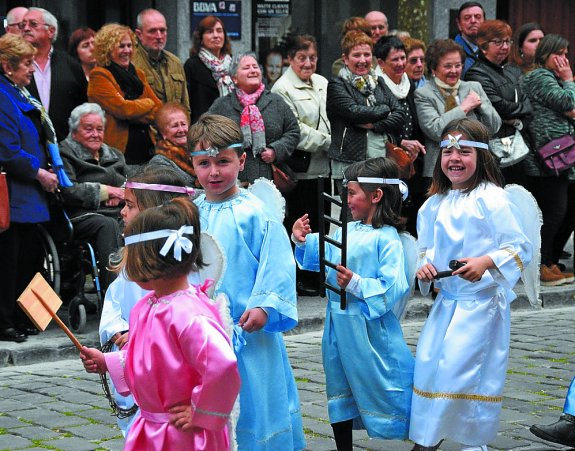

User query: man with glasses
[365,10,388,44]
[132,8,190,116]
[454,1,486,76]
[21,7,87,141]
[3,6,28,35]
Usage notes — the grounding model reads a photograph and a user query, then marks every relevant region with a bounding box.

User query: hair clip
[190,142,243,157]
[124,225,195,261]
[356,177,409,200]
[440,133,489,150]
[124,182,195,197]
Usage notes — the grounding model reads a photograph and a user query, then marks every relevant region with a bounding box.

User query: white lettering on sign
[193,2,217,13]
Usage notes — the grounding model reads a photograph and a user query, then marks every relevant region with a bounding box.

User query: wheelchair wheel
[68,295,87,333]
[36,224,61,295]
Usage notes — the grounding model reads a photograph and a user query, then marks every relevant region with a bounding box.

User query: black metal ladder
[318,178,348,310]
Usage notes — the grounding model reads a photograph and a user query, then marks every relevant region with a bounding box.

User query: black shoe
[0,328,27,343]
[530,414,575,446]
[296,282,319,297]
[561,250,572,259]
[410,441,443,451]
[17,327,39,336]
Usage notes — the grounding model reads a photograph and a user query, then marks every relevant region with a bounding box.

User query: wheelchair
[36,205,104,334]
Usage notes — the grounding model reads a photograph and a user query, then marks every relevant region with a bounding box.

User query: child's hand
[80,346,107,374]
[292,214,311,243]
[169,403,196,431]
[416,263,437,282]
[335,265,353,289]
[239,307,268,333]
[454,256,494,282]
[113,332,129,350]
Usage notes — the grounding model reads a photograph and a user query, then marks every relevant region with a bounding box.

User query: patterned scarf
[198,48,234,96]
[154,139,197,179]
[434,76,461,112]
[19,86,57,143]
[339,65,379,106]
[235,83,266,156]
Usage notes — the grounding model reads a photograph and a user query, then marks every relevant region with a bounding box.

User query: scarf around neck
[235,83,266,155]
[339,65,379,106]
[198,48,234,96]
[382,72,411,99]
[154,139,196,178]
[106,62,144,100]
[434,76,461,112]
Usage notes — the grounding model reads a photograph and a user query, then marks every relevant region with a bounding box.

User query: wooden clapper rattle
[17,272,83,351]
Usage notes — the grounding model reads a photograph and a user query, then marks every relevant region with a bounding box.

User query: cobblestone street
[0,305,574,450]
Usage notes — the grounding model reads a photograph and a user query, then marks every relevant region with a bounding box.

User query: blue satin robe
[195,190,305,451]
[296,222,414,439]
[411,183,533,446]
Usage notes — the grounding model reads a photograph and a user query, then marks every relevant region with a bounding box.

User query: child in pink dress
[81,198,240,450]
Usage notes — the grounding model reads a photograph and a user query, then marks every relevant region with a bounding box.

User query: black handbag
[286,149,311,173]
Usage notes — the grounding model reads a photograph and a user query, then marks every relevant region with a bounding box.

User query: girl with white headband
[81,197,240,450]
[409,118,536,451]
[292,156,416,448]
[98,165,201,436]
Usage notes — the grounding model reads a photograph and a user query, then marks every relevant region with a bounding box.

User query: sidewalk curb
[1,285,573,367]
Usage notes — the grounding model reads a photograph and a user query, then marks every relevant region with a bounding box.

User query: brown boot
[549,264,575,283]
[541,264,566,286]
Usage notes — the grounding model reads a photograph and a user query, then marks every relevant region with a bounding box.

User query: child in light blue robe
[292,156,415,447]
[190,114,305,451]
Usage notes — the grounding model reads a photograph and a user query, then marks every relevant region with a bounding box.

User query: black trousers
[527,174,570,266]
[71,213,122,292]
[0,223,44,329]
[283,177,331,288]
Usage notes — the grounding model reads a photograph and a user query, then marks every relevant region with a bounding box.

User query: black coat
[465,55,532,138]
[327,76,405,164]
[184,55,220,124]
[28,49,87,142]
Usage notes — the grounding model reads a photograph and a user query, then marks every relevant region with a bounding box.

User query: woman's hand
[292,214,311,243]
[401,139,426,158]
[36,168,59,193]
[553,54,573,81]
[460,90,482,113]
[453,256,494,282]
[260,147,276,164]
[239,307,268,333]
[80,346,107,374]
[335,265,353,289]
[416,263,437,282]
[357,123,374,130]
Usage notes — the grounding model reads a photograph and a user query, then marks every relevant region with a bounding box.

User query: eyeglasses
[18,20,49,30]
[295,55,318,63]
[488,39,513,48]
[408,56,425,64]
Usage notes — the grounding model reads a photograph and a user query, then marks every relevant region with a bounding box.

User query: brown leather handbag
[385,142,415,179]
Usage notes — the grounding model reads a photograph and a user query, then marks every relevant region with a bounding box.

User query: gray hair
[68,103,106,134]
[229,52,258,77]
[29,7,59,42]
[136,8,165,30]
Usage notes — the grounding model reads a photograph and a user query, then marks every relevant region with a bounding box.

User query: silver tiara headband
[190,142,243,157]
[124,225,195,261]
[439,133,489,150]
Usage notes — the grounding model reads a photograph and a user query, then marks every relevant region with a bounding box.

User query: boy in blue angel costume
[189,113,305,451]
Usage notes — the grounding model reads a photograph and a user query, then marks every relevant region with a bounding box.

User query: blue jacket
[0,75,50,223]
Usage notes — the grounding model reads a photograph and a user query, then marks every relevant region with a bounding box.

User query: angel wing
[249,177,286,223]
[392,231,418,321]
[198,231,226,298]
[505,184,542,307]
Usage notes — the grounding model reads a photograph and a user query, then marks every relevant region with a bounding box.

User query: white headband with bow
[124,225,195,261]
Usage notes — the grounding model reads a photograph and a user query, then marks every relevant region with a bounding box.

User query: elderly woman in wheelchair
[59,103,127,293]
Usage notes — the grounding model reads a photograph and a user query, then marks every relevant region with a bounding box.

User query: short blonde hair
[188,113,243,153]
[93,23,136,67]
[0,33,36,73]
